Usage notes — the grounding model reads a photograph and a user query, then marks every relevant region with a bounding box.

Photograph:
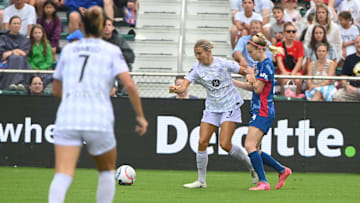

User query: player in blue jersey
[234,32,292,191]
[169,39,258,189]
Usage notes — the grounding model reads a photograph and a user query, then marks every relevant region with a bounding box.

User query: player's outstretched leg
[229,144,258,184]
[184,150,208,188]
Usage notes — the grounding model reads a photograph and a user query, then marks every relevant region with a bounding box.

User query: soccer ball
[115,165,136,185]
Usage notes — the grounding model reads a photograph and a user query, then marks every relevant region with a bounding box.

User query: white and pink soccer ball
[115,165,136,185]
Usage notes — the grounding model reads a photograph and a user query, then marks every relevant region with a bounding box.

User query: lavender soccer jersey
[185,57,244,112]
[53,38,128,132]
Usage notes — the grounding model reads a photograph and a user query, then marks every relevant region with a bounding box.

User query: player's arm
[52,79,62,99]
[169,79,190,94]
[250,78,266,94]
[232,79,252,91]
[246,68,266,94]
[118,72,148,136]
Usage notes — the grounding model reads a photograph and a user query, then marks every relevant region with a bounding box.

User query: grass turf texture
[0,167,359,203]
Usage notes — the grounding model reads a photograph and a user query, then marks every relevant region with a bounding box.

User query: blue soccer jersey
[250,58,275,118]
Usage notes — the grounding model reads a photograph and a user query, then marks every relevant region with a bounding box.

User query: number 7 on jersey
[79,55,90,82]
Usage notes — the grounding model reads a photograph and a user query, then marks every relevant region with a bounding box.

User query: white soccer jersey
[185,57,244,112]
[53,38,128,132]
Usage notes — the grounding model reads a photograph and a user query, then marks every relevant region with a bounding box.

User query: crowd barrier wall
[0,95,359,173]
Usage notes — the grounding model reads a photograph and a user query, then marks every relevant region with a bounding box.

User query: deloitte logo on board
[156,116,357,158]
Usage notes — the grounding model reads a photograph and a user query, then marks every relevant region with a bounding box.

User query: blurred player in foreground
[49,6,148,203]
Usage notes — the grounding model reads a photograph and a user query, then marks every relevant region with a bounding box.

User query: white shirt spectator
[234,11,263,25]
[53,38,128,131]
[231,0,271,14]
[3,3,36,36]
[339,25,360,57]
[185,57,244,112]
[337,0,360,25]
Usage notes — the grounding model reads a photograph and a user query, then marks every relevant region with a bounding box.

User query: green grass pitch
[0,167,359,203]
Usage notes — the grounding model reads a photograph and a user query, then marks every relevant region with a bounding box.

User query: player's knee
[198,140,209,150]
[220,141,231,152]
[244,142,255,153]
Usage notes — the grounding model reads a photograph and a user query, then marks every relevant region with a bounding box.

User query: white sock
[96,170,115,203]
[230,144,253,170]
[49,173,73,203]
[196,150,208,184]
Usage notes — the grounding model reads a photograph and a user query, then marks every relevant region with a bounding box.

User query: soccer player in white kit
[169,39,258,188]
[48,6,148,203]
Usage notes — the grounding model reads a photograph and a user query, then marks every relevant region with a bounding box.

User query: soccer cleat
[276,167,292,189]
[184,180,207,188]
[248,182,270,191]
[250,169,259,184]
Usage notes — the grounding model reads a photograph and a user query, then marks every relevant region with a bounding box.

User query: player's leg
[93,148,117,203]
[245,126,270,190]
[85,131,117,203]
[219,121,258,183]
[184,121,217,188]
[49,145,81,203]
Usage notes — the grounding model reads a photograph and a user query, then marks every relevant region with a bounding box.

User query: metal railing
[177,0,187,72]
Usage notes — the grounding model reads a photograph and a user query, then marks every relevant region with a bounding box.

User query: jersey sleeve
[256,63,271,82]
[224,59,240,73]
[184,65,199,83]
[112,47,129,78]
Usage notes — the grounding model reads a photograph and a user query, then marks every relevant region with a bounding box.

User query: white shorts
[54,130,117,156]
[201,106,242,127]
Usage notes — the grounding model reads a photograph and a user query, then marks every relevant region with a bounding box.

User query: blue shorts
[248,114,274,134]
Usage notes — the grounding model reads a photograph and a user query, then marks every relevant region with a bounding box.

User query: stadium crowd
[0,0,359,101]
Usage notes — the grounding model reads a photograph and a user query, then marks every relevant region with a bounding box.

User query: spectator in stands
[0,16,31,91]
[233,20,273,68]
[276,22,304,95]
[36,0,65,17]
[27,75,44,95]
[28,24,53,69]
[305,43,337,101]
[37,0,62,61]
[337,0,360,25]
[230,0,263,48]
[304,4,343,62]
[66,0,114,33]
[103,17,134,67]
[333,35,360,101]
[303,25,337,75]
[231,0,271,41]
[282,0,302,39]
[169,76,198,99]
[123,0,137,27]
[2,0,36,36]
[103,17,135,96]
[338,11,360,59]
[300,12,315,42]
[270,6,285,45]
[304,0,336,20]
